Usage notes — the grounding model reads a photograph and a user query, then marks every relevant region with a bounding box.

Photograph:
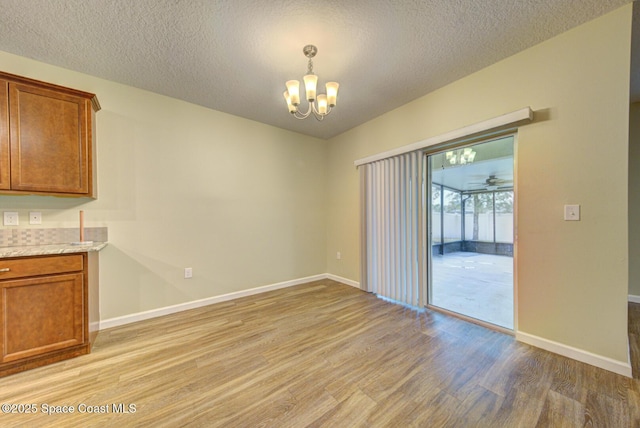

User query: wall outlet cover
[564,204,580,221]
[29,212,42,225]
[3,212,19,226]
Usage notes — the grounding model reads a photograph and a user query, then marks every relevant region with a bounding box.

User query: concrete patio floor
[430,251,514,329]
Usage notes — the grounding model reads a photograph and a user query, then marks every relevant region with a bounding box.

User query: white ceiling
[0,0,635,140]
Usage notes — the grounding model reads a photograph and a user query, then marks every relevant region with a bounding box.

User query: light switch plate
[564,204,580,221]
[3,212,19,226]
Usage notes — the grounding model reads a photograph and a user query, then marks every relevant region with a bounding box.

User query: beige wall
[326,5,632,363]
[631,102,640,296]
[0,51,327,320]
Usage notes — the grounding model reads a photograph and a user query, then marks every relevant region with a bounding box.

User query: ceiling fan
[468,175,513,190]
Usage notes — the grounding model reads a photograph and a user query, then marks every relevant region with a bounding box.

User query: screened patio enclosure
[431,185,514,257]
[429,136,514,329]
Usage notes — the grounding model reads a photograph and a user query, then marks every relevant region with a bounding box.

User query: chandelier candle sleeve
[283,91,297,113]
[317,94,328,115]
[303,74,318,101]
[285,80,300,106]
[326,82,339,107]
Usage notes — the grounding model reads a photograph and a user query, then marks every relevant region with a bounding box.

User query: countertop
[0,242,108,258]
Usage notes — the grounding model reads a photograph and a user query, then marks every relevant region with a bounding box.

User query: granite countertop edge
[0,242,108,258]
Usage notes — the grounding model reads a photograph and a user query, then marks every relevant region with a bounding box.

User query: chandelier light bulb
[326,82,339,107]
[285,80,300,106]
[303,74,318,101]
[283,91,297,113]
[317,94,328,115]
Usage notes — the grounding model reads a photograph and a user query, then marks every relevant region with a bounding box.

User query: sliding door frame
[423,131,518,334]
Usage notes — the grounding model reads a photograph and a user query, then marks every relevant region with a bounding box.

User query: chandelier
[283,45,339,121]
[445,148,476,165]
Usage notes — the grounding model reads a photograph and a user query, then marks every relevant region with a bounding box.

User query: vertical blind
[359,151,427,308]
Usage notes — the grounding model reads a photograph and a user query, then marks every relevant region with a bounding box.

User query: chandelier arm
[293,102,313,120]
[293,102,334,120]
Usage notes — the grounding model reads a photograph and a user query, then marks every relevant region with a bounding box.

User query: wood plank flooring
[0,279,639,427]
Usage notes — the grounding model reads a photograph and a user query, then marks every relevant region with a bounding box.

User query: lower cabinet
[0,252,99,376]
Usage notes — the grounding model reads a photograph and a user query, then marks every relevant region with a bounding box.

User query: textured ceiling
[0,0,635,139]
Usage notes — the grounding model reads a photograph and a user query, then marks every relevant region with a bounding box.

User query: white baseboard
[629,294,640,303]
[516,331,632,378]
[325,273,360,288]
[100,273,360,330]
[100,273,327,330]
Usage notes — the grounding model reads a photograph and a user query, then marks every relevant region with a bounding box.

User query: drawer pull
[0,268,9,273]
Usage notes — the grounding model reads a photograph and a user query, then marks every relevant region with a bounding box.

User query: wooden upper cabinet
[0,71,100,198]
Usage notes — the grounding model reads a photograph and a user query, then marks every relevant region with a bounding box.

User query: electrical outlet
[29,212,42,225]
[564,204,580,221]
[184,267,193,279]
[336,251,341,260]
[3,212,18,226]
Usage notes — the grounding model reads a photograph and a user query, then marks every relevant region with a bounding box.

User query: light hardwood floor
[0,279,639,427]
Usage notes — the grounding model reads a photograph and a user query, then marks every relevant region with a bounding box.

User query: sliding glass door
[428,136,514,329]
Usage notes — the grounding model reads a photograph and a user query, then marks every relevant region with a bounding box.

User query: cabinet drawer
[0,255,83,280]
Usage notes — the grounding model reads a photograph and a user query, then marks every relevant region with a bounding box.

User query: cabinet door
[0,80,8,190]
[9,82,91,195]
[0,273,84,363]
